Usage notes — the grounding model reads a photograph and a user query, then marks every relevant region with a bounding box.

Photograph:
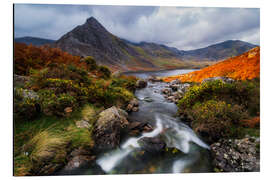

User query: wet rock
[126,98,139,112]
[167,96,175,102]
[138,137,166,153]
[63,155,95,171]
[148,76,163,82]
[143,97,154,102]
[170,84,180,91]
[211,137,260,172]
[202,77,235,84]
[128,121,153,136]
[93,106,129,151]
[170,79,181,85]
[162,88,172,95]
[136,79,148,88]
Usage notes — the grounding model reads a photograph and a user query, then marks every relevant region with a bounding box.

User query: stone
[138,137,166,153]
[93,106,129,151]
[63,155,95,171]
[136,79,148,88]
[76,120,91,129]
[126,98,139,112]
[170,79,181,85]
[211,137,260,172]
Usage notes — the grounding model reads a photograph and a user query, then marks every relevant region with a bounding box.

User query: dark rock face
[138,137,166,153]
[55,17,153,70]
[211,137,260,172]
[93,106,129,151]
[136,79,148,88]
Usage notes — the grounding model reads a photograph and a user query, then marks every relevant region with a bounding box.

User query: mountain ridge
[15,17,258,71]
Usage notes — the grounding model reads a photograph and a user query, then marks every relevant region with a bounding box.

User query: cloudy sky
[14,4,260,50]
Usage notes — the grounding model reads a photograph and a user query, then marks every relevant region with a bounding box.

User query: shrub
[38,90,77,116]
[14,88,40,121]
[188,100,249,142]
[178,79,260,116]
[111,75,138,92]
[14,43,82,75]
[84,56,98,71]
[98,65,111,79]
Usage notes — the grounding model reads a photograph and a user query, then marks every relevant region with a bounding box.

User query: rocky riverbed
[55,71,259,174]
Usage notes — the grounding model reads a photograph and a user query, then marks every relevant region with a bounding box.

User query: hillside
[163,47,260,82]
[54,17,257,71]
[14,36,55,46]
[179,40,257,61]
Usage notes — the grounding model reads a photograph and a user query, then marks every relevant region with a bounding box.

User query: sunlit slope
[163,47,260,82]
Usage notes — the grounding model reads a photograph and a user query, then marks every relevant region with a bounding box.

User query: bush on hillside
[98,65,111,79]
[84,56,98,71]
[188,100,249,142]
[178,79,259,116]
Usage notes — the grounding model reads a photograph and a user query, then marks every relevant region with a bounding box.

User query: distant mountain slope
[54,17,156,71]
[179,40,257,61]
[163,47,260,82]
[20,17,257,71]
[14,36,55,46]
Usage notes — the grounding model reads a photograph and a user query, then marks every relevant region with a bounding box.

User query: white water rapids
[96,113,209,173]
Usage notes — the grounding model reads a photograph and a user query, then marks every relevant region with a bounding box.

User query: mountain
[52,17,257,71]
[14,36,55,46]
[178,40,257,61]
[163,47,260,83]
[54,17,156,71]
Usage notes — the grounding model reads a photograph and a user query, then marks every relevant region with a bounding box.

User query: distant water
[122,69,197,79]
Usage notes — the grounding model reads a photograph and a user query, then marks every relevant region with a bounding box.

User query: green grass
[14,104,99,176]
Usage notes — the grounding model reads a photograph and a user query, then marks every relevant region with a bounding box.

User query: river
[61,69,212,175]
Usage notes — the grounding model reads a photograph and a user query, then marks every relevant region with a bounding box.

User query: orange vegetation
[241,116,260,128]
[163,47,260,83]
[14,43,83,75]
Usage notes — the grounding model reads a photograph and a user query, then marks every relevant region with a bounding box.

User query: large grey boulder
[93,106,129,151]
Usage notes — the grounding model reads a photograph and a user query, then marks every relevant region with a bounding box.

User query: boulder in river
[93,106,129,151]
[148,76,163,82]
[211,136,260,172]
[136,79,148,88]
[126,98,139,112]
[138,136,166,154]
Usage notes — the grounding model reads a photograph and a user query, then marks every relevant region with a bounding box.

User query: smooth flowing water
[63,69,212,175]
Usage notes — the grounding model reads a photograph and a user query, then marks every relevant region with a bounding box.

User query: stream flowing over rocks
[58,69,259,175]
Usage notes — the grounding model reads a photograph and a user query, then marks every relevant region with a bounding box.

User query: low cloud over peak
[14,4,259,50]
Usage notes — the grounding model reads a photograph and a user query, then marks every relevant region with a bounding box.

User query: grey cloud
[14,4,259,50]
